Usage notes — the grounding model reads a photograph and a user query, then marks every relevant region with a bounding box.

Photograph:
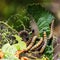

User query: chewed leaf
[14,35,22,42]
[14,35,27,50]
[19,41,26,50]
[14,42,27,50]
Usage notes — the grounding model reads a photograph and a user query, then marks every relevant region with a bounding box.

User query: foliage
[1,34,27,59]
[0,21,27,49]
[6,4,54,35]
[1,43,19,60]
[27,4,54,35]
[14,35,27,50]
[0,21,27,59]
[0,21,18,48]
[44,45,53,60]
[7,14,30,31]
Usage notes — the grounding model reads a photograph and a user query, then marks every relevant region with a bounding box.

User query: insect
[18,30,48,59]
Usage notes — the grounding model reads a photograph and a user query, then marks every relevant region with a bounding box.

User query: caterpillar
[30,37,43,51]
[19,30,47,53]
[18,30,50,59]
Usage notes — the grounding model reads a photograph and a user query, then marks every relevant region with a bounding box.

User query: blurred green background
[0,0,52,20]
[0,0,54,34]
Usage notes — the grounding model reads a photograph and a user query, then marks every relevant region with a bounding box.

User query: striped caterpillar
[19,31,47,58]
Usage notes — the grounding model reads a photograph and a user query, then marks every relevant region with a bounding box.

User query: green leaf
[27,4,54,35]
[2,43,17,55]
[14,35,27,50]
[14,35,22,42]
[19,41,26,50]
[14,42,26,50]
[1,43,19,60]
